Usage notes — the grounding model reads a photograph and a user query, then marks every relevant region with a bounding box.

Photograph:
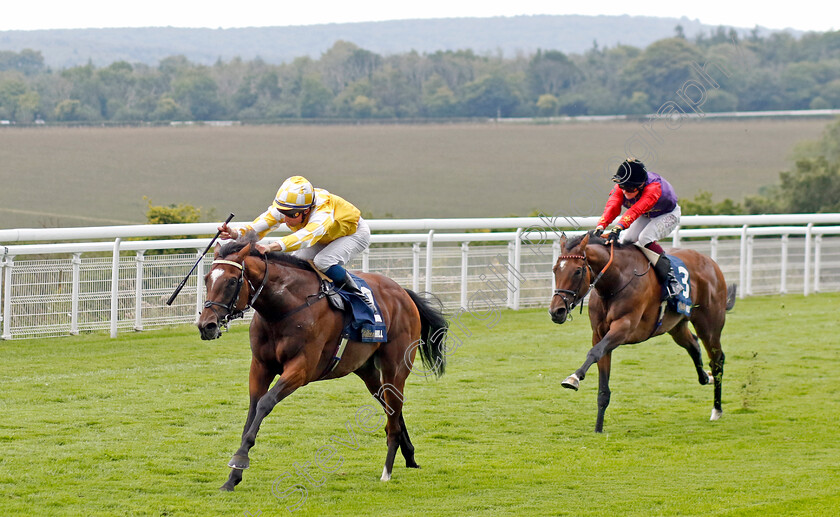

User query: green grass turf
[1,292,838,516]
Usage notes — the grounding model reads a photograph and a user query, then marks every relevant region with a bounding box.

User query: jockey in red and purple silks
[596,159,683,298]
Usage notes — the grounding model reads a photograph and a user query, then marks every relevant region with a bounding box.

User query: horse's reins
[553,241,615,314]
[205,255,328,330]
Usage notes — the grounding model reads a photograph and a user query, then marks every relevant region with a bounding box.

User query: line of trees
[1,27,840,123]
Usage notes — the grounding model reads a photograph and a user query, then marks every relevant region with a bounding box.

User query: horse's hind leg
[698,331,725,421]
[397,412,419,468]
[356,360,419,474]
[693,314,726,421]
[668,321,712,386]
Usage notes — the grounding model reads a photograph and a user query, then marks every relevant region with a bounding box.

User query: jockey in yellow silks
[219,176,373,305]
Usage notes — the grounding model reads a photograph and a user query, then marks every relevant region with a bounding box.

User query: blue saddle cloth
[664,255,692,317]
[334,273,387,343]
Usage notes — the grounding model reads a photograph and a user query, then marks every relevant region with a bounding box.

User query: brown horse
[549,231,736,432]
[197,234,447,491]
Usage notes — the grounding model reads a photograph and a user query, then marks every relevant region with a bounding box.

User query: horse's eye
[226,278,238,287]
[573,269,582,277]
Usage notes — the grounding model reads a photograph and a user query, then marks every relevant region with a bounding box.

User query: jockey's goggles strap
[212,259,244,270]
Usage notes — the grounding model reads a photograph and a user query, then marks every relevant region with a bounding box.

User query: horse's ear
[237,242,252,262]
[559,233,567,252]
[213,243,221,259]
[579,232,590,250]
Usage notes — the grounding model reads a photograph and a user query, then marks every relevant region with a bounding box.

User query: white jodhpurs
[620,205,681,247]
[291,217,371,272]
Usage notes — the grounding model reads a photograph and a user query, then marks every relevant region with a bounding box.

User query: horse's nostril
[550,307,567,324]
[198,320,221,340]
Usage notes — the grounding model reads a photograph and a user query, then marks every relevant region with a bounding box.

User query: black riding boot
[339,274,375,310]
[653,254,683,298]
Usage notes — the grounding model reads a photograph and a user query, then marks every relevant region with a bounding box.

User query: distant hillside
[0,14,789,69]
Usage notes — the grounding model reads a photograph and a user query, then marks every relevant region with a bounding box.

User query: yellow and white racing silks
[234,188,362,252]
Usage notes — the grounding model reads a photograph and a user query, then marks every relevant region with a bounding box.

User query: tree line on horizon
[1,27,840,123]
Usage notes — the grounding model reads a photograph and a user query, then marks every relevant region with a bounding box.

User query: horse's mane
[565,230,631,252]
[217,231,315,272]
[266,251,316,272]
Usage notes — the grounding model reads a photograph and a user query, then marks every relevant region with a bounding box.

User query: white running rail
[2,214,839,339]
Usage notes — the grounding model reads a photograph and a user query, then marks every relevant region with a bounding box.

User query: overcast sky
[2,1,836,32]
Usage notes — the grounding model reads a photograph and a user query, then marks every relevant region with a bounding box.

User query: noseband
[552,242,615,313]
[204,257,269,328]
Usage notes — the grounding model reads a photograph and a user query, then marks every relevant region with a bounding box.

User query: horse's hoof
[228,455,250,470]
[380,466,391,482]
[561,374,580,391]
[710,408,723,421]
[406,461,420,469]
[220,483,235,492]
[704,371,714,385]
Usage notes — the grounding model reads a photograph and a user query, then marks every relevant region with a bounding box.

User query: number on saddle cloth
[334,273,387,343]
[665,254,692,316]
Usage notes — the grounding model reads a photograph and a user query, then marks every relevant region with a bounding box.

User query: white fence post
[194,249,204,323]
[0,253,4,338]
[412,243,420,292]
[507,242,515,309]
[460,242,469,309]
[710,236,719,263]
[1,255,12,340]
[804,223,813,296]
[425,230,434,293]
[672,225,681,248]
[746,235,754,296]
[739,225,748,299]
[552,240,561,295]
[110,238,121,338]
[512,228,522,311]
[780,235,789,295]
[814,235,822,293]
[71,253,81,335]
[362,248,370,273]
[134,251,145,331]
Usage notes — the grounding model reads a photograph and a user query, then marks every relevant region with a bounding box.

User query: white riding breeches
[620,205,681,247]
[292,217,371,272]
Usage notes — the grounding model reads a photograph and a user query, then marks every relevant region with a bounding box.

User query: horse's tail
[725,283,737,311]
[404,289,448,377]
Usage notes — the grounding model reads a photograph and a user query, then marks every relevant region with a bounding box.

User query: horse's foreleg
[221,469,243,491]
[228,358,307,473]
[221,359,273,491]
[563,326,627,390]
[595,353,612,433]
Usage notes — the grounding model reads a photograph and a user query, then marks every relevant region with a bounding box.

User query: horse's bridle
[203,255,328,330]
[552,242,615,314]
[204,257,270,328]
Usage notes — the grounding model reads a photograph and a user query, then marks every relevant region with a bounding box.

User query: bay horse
[197,234,448,491]
[549,231,736,432]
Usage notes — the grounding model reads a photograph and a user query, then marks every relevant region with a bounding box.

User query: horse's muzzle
[198,320,222,340]
[549,307,568,325]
